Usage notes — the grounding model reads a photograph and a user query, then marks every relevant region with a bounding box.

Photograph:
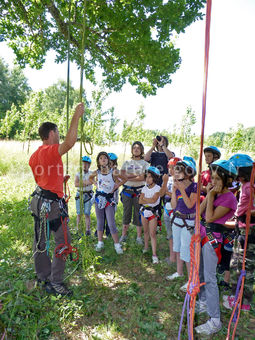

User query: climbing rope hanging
[63,0,72,200]
[178,0,212,339]
[65,0,71,176]
[226,162,255,340]
[78,0,88,229]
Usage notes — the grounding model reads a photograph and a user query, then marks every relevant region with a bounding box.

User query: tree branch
[41,0,80,49]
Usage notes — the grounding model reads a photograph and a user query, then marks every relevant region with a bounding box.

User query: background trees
[0,58,31,119]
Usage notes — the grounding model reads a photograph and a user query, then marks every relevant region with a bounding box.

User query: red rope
[55,216,79,261]
[226,162,255,339]
[187,0,212,338]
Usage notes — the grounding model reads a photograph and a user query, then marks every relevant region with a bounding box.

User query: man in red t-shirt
[29,103,84,296]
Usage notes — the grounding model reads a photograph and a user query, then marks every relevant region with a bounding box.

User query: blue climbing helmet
[176,156,197,177]
[108,153,118,161]
[229,154,254,168]
[210,159,237,178]
[82,156,91,163]
[204,146,221,159]
[147,166,160,176]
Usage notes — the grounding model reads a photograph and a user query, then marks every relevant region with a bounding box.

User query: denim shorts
[172,217,194,262]
[75,192,93,215]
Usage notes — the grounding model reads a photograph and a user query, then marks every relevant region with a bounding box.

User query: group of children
[74,139,255,336]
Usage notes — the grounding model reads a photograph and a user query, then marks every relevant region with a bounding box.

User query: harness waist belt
[123,185,144,191]
[200,219,226,233]
[32,187,60,201]
[95,191,114,199]
[174,211,196,220]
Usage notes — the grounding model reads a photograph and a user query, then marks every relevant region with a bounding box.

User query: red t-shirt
[29,144,64,198]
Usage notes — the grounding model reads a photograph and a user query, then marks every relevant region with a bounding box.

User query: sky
[1,0,255,136]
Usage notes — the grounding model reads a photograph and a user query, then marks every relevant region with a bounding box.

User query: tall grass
[0,141,253,340]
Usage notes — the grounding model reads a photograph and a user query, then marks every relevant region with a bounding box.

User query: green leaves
[0,0,206,95]
[0,58,31,119]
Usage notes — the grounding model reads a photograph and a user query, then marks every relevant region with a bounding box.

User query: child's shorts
[172,217,194,262]
[75,192,93,215]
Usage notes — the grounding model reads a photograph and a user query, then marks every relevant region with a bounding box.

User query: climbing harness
[29,187,78,261]
[95,191,115,209]
[171,211,196,231]
[121,185,144,200]
[75,190,93,204]
[140,204,161,221]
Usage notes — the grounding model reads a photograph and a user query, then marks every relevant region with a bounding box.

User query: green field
[0,141,254,340]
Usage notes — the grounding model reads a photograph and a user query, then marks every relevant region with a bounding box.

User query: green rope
[65,1,71,175]
[79,0,88,232]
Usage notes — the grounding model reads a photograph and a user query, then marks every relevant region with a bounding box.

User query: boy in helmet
[201,146,221,195]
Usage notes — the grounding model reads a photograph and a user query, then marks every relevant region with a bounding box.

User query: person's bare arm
[144,139,158,162]
[159,174,169,197]
[75,174,91,188]
[139,192,160,205]
[120,169,145,182]
[88,171,97,185]
[58,103,84,156]
[205,187,231,222]
[161,145,174,159]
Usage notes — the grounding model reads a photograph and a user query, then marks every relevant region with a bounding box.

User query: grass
[0,141,254,340]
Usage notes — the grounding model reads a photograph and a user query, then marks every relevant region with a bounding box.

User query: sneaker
[95,241,104,252]
[195,319,222,335]
[152,256,159,264]
[142,248,149,254]
[85,230,91,236]
[136,237,143,245]
[166,272,183,281]
[119,235,127,243]
[114,243,123,254]
[50,282,73,296]
[180,281,188,292]
[195,300,207,314]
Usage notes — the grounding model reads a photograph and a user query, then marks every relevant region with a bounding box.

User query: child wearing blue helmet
[201,146,221,195]
[195,160,237,336]
[223,154,255,312]
[139,167,168,263]
[166,156,197,293]
[74,156,93,235]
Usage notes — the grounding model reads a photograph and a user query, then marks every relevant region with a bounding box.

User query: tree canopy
[0,0,205,96]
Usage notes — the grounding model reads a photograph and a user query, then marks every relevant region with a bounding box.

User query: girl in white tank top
[89,151,127,255]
